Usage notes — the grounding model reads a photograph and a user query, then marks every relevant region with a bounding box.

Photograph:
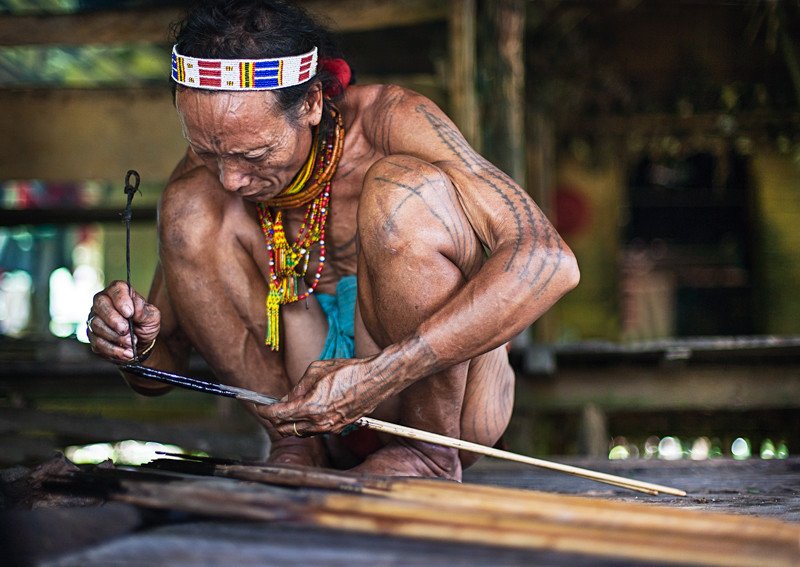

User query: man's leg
[353,155,513,479]
[158,184,328,465]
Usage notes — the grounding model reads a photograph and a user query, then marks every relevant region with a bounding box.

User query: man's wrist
[136,337,157,363]
[376,333,442,392]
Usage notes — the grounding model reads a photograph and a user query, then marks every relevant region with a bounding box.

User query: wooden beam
[515,363,800,413]
[0,7,183,47]
[0,88,185,182]
[447,0,479,150]
[0,207,157,227]
[0,1,448,47]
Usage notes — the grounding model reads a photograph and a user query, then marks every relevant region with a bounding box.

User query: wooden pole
[447,0,479,150]
[0,1,449,46]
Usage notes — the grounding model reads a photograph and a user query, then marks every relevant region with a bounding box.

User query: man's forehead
[176,89,279,120]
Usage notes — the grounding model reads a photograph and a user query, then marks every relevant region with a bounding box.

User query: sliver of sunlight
[64,440,207,466]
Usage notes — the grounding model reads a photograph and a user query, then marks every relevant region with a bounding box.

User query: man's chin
[241,189,279,203]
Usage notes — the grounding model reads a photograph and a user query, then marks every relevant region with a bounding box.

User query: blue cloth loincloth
[316,275,357,360]
[317,275,383,454]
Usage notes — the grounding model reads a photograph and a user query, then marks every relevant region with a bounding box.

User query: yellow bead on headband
[171,45,318,91]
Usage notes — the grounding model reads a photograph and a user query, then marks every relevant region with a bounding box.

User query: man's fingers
[92,292,130,336]
[259,399,295,423]
[89,315,133,347]
[131,290,159,326]
[90,334,135,361]
[105,280,137,319]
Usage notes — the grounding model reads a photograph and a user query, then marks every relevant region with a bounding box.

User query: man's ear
[303,82,324,127]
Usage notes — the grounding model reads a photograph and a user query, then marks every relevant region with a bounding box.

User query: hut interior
[1,1,799,565]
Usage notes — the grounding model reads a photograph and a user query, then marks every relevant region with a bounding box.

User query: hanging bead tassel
[266,288,283,351]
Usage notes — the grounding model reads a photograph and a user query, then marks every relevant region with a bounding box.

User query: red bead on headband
[171,46,318,91]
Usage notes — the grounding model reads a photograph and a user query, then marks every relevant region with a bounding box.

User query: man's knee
[159,189,223,262]
[358,155,453,253]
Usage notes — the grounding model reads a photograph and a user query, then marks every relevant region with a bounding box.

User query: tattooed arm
[380,89,579,373]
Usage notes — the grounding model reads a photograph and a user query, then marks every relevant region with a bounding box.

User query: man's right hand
[88,280,161,362]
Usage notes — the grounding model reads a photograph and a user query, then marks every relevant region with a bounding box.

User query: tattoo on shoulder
[370,88,408,156]
[413,104,566,295]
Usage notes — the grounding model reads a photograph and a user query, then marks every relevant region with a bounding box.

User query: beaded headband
[171,46,318,91]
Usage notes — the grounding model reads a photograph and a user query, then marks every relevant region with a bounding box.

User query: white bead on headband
[171,45,318,91]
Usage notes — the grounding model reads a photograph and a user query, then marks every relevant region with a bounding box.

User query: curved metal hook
[124,170,141,194]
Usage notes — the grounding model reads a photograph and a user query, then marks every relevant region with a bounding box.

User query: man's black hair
[171,0,345,116]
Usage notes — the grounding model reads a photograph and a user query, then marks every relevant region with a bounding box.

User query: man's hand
[258,357,390,437]
[88,280,160,362]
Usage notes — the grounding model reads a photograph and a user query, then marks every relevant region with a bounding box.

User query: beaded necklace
[256,107,345,351]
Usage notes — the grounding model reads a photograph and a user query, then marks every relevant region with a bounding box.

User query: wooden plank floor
[464,456,800,522]
[8,456,796,567]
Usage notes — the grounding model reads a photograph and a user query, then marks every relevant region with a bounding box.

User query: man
[87,0,578,480]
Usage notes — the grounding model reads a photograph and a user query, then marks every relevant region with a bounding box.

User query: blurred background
[1,0,798,466]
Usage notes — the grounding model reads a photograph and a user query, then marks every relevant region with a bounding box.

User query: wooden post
[447,0,479,150]
[479,0,526,186]
[579,403,609,458]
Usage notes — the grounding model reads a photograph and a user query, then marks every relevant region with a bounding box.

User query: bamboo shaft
[388,479,800,545]
[358,417,687,496]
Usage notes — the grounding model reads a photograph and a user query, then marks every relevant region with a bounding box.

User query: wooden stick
[123,363,686,496]
[358,417,686,496]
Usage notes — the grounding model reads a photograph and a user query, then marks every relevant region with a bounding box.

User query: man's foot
[266,435,329,468]
[349,439,462,480]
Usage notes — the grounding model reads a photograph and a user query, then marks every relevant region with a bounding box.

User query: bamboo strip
[207,463,798,546]
[388,478,800,545]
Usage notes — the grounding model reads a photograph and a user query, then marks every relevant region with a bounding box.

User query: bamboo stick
[358,417,686,496]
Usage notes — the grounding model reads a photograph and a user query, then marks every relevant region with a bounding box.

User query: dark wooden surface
[465,457,800,522]
[3,456,797,567]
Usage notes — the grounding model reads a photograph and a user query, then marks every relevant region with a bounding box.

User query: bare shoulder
[343,84,456,156]
[343,84,472,168]
[159,152,244,246]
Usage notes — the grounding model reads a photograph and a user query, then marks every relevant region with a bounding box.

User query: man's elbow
[553,250,580,298]
[563,252,581,292]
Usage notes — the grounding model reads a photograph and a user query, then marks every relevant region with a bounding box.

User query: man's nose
[218,159,251,192]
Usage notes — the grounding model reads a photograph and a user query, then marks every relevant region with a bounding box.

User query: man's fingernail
[280,395,288,402]
[123,349,133,359]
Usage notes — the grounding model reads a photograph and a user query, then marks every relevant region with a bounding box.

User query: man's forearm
[387,246,578,383]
